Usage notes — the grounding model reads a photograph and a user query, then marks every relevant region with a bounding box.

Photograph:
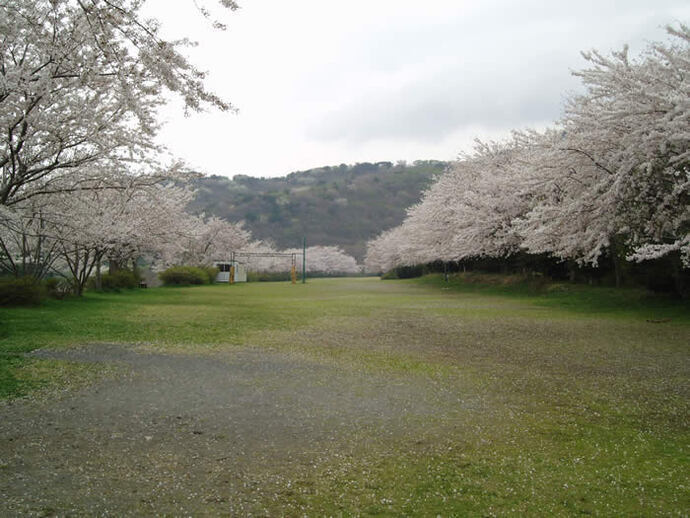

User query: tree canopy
[367,25,690,283]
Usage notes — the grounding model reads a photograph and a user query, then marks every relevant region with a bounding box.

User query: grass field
[1,276,688,515]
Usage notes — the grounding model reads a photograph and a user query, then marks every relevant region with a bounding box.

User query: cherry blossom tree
[0,173,196,291]
[366,24,689,286]
[517,25,690,283]
[415,136,534,262]
[167,216,251,267]
[364,226,407,274]
[0,0,237,207]
[0,202,61,279]
[284,246,360,275]
[44,178,197,294]
[1,171,253,293]
[366,135,535,273]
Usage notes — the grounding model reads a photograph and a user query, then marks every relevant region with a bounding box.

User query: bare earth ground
[1,343,469,516]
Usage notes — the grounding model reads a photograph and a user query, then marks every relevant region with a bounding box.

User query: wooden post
[302,238,306,284]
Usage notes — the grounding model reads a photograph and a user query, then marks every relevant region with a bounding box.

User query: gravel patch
[1,344,466,515]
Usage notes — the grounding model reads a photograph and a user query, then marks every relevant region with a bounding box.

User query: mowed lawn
[1,276,689,515]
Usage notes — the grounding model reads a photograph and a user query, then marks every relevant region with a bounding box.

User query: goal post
[220,251,300,284]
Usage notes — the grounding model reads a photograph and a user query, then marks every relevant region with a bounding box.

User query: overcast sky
[145,0,690,178]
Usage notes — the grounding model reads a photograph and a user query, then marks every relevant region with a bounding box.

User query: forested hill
[191,160,448,261]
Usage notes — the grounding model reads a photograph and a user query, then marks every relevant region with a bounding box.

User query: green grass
[1,276,689,515]
[0,280,406,396]
[419,271,690,321]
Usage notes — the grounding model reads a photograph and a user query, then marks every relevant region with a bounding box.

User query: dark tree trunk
[109,258,123,274]
[96,257,102,290]
[612,254,622,288]
[610,235,626,289]
[670,254,688,298]
[567,261,577,283]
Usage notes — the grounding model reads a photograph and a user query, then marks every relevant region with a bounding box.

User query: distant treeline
[191,160,447,261]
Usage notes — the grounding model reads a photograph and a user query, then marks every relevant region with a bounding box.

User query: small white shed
[214,261,247,283]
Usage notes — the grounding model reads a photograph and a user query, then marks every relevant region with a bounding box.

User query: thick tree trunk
[73,246,82,295]
[670,253,687,298]
[21,234,27,276]
[610,236,625,289]
[567,261,577,283]
[611,252,622,288]
[614,261,621,288]
[96,258,102,290]
[109,258,123,274]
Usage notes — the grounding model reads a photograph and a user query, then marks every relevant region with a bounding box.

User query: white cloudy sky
[145,0,690,178]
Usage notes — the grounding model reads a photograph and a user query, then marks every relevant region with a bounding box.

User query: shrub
[394,265,424,279]
[0,277,47,306]
[86,270,140,291]
[101,270,140,291]
[247,271,292,282]
[159,266,211,286]
[44,277,74,299]
[200,266,219,284]
[381,265,424,279]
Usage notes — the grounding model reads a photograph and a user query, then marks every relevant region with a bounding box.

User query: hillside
[191,160,447,261]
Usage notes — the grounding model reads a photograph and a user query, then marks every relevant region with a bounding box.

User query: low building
[214,261,247,283]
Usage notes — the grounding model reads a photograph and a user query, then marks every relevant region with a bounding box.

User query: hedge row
[90,270,140,291]
[0,277,46,306]
[158,266,218,286]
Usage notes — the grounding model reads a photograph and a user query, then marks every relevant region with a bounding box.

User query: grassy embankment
[1,275,688,515]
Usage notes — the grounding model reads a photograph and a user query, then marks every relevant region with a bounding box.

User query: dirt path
[1,344,464,516]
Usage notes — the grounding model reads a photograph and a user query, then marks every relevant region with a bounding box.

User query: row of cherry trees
[0,180,360,293]
[0,180,252,294]
[240,241,360,275]
[366,25,690,289]
[286,245,359,274]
